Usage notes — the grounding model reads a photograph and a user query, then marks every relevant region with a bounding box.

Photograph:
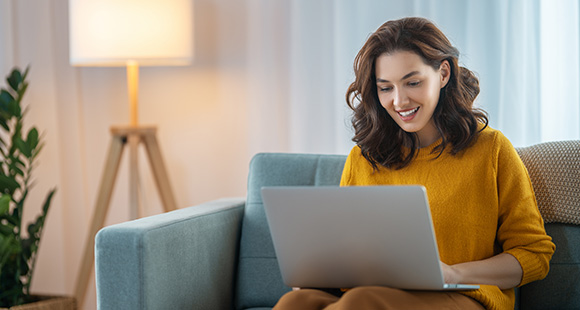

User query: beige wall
[3,0,265,309]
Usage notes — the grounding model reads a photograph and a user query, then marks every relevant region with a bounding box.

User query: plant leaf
[0,194,10,215]
[0,175,19,193]
[15,137,31,158]
[21,236,33,259]
[2,89,21,117]
[0,90,14,111]
[17,67,30,96]
[1,213,18,226]
[0,234,14,266]
[16,82,28,105]
[7,68,23,91]
[0,223,14,236]
[0,119,8,131]
[18,253,29,275]
[26,128,39,151]
[42,189,56,214]
[27,219,42,239]
[10,165,24,177]
[10,155,25,170]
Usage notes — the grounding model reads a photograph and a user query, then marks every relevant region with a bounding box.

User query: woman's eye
[379,86,392,92]
[408,81,421,87]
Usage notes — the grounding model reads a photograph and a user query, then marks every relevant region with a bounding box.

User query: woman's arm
[440,253,523,290]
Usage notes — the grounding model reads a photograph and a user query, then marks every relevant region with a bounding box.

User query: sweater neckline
[402,138,444,160]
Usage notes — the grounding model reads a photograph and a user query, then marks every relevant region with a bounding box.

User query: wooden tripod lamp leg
[128,134,141,219]
[75,134,126,307]
[141,130,178,212]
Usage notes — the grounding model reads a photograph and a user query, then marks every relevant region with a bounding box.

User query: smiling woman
[273,17,555,310]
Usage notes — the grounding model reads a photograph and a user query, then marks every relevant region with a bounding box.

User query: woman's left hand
[440,261,461,284]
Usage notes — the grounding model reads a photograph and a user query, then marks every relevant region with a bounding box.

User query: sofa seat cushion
[519,223,580,309]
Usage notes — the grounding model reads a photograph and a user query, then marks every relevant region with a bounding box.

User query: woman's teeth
[399,107,419,117]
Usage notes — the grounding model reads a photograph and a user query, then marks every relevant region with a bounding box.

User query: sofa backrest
[235,153,347,309]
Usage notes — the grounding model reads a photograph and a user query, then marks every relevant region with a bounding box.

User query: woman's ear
[439,60,451,88]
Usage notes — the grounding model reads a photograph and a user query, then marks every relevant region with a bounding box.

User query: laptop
[261,185,479,291]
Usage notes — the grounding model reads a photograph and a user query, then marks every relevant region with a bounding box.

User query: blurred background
[1,0,579,309]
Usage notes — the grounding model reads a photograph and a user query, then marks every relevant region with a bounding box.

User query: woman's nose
[393,88,409,108]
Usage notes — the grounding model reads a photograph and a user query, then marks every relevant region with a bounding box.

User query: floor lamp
[68,0,193,306]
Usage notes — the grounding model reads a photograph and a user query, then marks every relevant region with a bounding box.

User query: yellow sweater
[340,127,555,310]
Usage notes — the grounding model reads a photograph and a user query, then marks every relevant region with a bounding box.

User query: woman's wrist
[443,253,523,289]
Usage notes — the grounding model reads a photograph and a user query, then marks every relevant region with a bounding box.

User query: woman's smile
[397,107,420,119]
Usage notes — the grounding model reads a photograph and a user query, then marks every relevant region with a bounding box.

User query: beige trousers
[273,286,485,310]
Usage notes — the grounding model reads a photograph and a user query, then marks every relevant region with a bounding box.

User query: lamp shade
[69,0,193,67]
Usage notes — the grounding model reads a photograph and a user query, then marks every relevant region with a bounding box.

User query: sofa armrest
[95,198,245,310]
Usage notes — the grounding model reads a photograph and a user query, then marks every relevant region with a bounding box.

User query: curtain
[1,1,579,309]
[248,0,580,152]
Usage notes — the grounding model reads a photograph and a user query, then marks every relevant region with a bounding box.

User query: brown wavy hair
[346,17,488,170]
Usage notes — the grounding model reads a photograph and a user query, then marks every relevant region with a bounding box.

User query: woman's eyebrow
[376,71,420,83]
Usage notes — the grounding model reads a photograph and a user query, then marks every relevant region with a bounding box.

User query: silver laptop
[261,185,479,290]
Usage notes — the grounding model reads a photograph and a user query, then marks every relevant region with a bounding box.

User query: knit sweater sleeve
[493,133,555,287]
[340,146,357,186]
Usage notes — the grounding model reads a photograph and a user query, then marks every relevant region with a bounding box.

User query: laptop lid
[261,185,479,290]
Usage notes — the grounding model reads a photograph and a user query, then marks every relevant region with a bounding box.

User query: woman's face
[375,51,450,147]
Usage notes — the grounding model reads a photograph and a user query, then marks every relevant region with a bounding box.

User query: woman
[273,17,555,310]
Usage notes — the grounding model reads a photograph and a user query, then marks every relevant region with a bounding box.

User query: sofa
[95,140,580,310]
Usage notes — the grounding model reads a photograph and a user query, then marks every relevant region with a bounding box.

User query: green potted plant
[0,67,73,309]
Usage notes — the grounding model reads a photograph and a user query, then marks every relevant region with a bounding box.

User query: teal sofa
[95,140,580,310]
